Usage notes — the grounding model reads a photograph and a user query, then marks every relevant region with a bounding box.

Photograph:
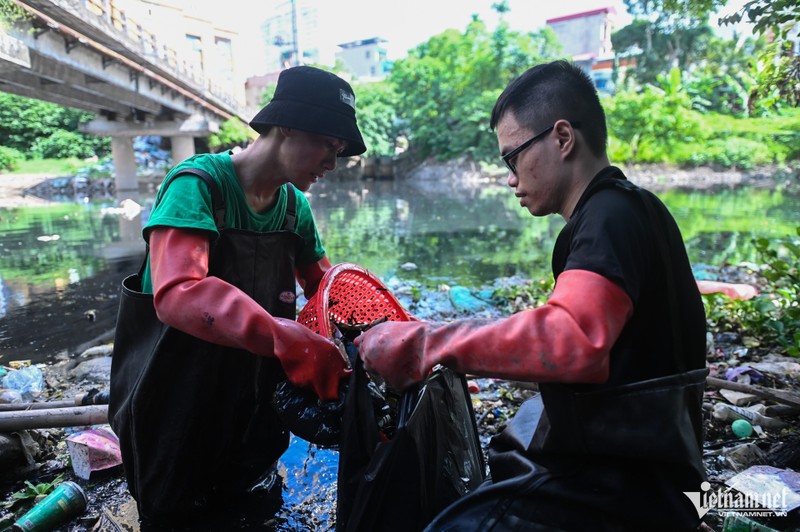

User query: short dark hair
[490,60,607,157]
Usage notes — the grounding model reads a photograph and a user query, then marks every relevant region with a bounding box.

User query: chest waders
[425,176,707,532]
[109,169,303,525]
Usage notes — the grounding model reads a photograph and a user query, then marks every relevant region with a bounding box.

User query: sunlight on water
[276,436,339,530]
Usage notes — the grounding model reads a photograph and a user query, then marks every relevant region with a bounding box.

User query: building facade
[546,6,622,93]
[335,37,390,81]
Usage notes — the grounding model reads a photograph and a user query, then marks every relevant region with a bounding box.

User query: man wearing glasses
[355,60,708,530]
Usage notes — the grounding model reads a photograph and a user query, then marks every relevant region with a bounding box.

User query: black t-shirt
[552,166,706,386]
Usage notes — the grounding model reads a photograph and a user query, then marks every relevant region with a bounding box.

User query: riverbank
[1,162,798,209]
[0,173,59,208]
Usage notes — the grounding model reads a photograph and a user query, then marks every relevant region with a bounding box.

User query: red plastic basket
[298,263,416,339]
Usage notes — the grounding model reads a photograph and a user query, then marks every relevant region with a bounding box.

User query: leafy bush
[208,118,252,153]
[704,228,800,357]
[604,70,705,164]
[686,137,780,169]
[0,93,105,154]
[0,146,24,171]
[753,230,800,356]
[607,136,634,163]
[353,80,401,157]
[30,130,97,159]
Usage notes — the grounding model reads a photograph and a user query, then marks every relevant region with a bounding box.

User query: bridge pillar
[170,135,196,164]
[111,137,138,193]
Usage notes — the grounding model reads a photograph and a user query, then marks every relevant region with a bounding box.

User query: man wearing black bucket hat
[109,66,365,529]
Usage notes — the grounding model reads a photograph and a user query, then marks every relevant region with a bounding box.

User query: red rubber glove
[296,256,332,299]
[355,269,633,391]
[150,227,349,400]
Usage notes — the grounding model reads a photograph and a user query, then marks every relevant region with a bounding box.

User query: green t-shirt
[140,152,326,293]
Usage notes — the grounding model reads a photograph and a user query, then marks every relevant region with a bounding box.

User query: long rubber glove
[355,269,633,391]
[296,256,331,299]
[150,227,349,400]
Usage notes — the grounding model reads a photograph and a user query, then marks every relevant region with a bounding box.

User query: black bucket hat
[249,66,367,157]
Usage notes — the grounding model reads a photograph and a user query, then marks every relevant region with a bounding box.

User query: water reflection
[0,176,798,364]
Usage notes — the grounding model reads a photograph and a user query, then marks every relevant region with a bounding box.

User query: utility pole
[290,0,301,66]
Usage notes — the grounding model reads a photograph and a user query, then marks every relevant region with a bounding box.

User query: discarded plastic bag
[1,366,44,401]
[721,442,765,472]
[66,426,122,480]
[726,465,800,513]
[0,389,23,404]
[448,286,492,313]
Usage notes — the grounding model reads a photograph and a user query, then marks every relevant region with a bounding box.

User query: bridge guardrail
[80,0,240,111]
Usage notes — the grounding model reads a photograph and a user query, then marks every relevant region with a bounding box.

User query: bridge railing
[81,0,240,112]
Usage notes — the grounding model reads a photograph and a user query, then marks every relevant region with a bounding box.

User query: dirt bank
[405,159,797,194]
[2,162,797,210]
[0,174,59,208]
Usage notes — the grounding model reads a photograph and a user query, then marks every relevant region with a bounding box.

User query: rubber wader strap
[173,167,227,230]
[135,167,226,278]
[282,183,297,232]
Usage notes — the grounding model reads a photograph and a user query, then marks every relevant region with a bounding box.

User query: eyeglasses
[501,121,581,175]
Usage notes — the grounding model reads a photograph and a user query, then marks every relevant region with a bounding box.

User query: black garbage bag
[272,379,347,448]
[336,343,486,532]
[272,334,395,449]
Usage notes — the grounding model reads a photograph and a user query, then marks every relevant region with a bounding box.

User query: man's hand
[354,320,436,391]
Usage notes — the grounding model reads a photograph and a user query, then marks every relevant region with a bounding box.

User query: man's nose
[323,154,337,171]
[507,171,518,188]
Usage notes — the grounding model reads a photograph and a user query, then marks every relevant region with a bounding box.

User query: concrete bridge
[0,0,250,192]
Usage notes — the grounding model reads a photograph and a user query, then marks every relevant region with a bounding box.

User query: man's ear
[279,126,294,138]
[554,120,576,156]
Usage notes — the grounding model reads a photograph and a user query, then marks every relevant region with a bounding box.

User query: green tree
[351,80,400,157]
[0,1,30,29]
[718,0,800,107]
[0,93,109,157]
[682,32,768,116]
[605,67,704,162]
[208,118,252,152]
[619,0,800,108]
[387,14,560,162]
[613,0,722,85]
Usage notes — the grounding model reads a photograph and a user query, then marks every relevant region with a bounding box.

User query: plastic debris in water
[1,365,45,401]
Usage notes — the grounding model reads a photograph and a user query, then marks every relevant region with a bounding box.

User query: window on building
[186,34,203,71]
[215,37,233,82]
[365,49,372,60]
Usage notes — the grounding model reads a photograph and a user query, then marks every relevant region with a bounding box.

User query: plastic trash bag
[272,339,392,448]
[271,380,347,448]
[336,346,486,532]
[2,366,45,401]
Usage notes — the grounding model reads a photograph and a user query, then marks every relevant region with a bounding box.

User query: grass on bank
[6,157,88,175]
